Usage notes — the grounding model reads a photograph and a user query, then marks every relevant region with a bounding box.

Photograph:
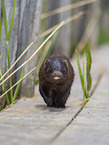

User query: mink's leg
[54,89,70,108]
[39,84,53,107]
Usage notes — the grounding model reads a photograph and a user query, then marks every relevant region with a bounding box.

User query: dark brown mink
[39,54,74,108]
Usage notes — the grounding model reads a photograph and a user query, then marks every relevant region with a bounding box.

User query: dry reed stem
[40,11,84,39]
[76,10,101,52]
[0,67,36,99]
[41,0,97,19]
[0,99,18,112]
[64,11,84,25]
[36,41,52,76]
[0,21,64,86]
[0,42,33,82]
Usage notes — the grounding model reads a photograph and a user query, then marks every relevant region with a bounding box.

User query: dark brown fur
[39,54,74,108]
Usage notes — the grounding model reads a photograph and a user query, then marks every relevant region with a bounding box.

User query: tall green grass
[75,41,92,105]
[0,0,24,108]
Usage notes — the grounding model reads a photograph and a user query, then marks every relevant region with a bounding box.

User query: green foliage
[0,70,10,105]
[86,42,92,95]
[98,27,109,45]
[6,41,13,101]
[83,92,109,103]
[0,0,24,109]
[8,0,16,40]
[1,0,16,40]
[1,0,8,40]
[0,8,3,40]
[75,41,92,105]
[75,50,86,98]
[12,67,25,102]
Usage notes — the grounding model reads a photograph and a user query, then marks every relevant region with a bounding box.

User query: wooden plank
[17,0,42,97]
[52,94,109,145]
[0,96,81,145]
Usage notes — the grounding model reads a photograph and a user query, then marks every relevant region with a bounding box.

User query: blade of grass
[1,0,8,40]
[0,67,36,99]
[0,21,65,86]
[98,93,109,96]
[0,99,18,112]
[12,66,25,102]
[86,53,92,91]
[83,52,86,103]
[0,8,3,40]
[7,0,16,40]
[86,41,92,70]
[6,41,13,102]
[0,42,33,82]
[6,41,11,69]
[75,50,86,97]
[83,93,109,102]
[86,41,92,93]
[0,69,10,104]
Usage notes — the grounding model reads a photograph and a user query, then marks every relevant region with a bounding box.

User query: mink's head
[40,55,70,83]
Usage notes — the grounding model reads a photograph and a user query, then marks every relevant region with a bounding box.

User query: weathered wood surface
[0,44,109,145]
[0,0,42,97]
[46,0,71,57]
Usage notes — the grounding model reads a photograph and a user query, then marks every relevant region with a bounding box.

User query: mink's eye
[48,66,53,73]
[61,66,66,73]
[60,62,67,74]
[45,65,53,74]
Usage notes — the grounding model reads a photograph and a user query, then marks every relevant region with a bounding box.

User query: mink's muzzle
[51,71,63,80]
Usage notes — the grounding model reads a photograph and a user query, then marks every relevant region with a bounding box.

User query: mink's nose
[52,71,63,80]
[53,71,62,76]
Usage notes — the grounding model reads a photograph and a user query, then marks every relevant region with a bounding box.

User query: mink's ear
[44,59,50,66]
[63,59,69,67]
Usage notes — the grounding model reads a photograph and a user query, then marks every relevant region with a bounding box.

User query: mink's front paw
[46,98,53,107]
[54,105,65,108]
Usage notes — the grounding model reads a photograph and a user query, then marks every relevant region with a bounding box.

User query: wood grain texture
[0,0,42,97]
[46,0,71,57]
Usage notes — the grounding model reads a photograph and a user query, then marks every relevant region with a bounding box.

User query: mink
[39,54,74,108]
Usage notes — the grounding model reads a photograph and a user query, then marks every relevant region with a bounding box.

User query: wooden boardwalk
[0,44,109,145]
